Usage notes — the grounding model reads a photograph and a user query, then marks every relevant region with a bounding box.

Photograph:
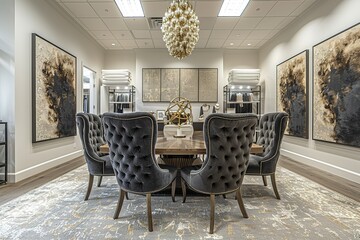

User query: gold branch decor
[161,0,200,60]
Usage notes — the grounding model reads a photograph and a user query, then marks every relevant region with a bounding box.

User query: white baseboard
[7,150,83,183]
[281,149,360,184]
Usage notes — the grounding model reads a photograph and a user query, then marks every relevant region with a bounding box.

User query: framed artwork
[161,68,179,101]
[180,68,198,101]
[313,23,360,147]
[143,68,161,102]
[199,68,218,102]
[32,33,77,143]
[276,50,309,138]
[156,110,165,121]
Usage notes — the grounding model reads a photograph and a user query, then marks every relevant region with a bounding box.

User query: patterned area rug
[0,165,359,239]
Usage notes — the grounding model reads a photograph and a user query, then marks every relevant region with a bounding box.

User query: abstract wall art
[277,50,308,138]
[32,34,77,143]
[161,68,179,101]
[199,68,218,102]
[313,23,360,147]
[142,68,161,102]
[180,68,198,101]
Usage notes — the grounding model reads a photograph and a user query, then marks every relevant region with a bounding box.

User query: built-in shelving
[0,122,8,185]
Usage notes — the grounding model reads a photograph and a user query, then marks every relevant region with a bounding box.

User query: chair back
[102,112,175,193]
[189,113,257,194]
[76,113,109,175]
[255,112,289,172]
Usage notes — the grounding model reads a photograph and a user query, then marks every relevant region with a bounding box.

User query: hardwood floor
[0,155,358,205]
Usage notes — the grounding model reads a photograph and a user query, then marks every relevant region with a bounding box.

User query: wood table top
[100,131,263,155]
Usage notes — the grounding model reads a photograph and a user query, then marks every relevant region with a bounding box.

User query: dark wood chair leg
[146,193,153,232]
[97,176,103,187]
[84,174,94,201]
[113,189,126,219]
[222,194,226,199]
[262,175,267,186]
[181,178,187,203]
[125,192,129,200]
[270,173,281,200]
[210,194,215,234]
[236,188,248,218]
[171,179,176,202]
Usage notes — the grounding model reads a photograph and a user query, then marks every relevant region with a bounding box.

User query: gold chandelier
[161,0,200,60]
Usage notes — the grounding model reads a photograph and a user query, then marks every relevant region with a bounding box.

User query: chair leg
[146,193,153,232]
[171,179,176,202]
[97,176,103,187]
[236,188,248,218]
[84,174,94,201]
[125,192,129,200]
[262,175,267,186]
[270,173,281,200]
[181,178,187,203]
[113,189,126,219]
[210,194,215,234]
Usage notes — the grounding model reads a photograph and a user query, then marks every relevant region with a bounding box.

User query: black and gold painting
[277,50,308,138]
[313,23,360,147]
[32,34,77,143]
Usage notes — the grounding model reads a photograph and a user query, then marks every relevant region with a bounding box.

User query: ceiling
[55,0,318,50]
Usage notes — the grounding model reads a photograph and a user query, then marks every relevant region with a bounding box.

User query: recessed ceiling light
[114,0,144,17]
[230,42,234,46]
[247,43,252,46]
[218,0,250,17]
[111,43,116,46]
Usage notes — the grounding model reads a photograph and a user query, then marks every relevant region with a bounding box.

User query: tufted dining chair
[102,112,177,232]
[180,113,257,234]
[245,112,288,199]
[76,113,114,201]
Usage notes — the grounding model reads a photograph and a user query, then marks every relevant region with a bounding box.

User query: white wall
[10,0,105,182]
[103,48,258,120]
[259,0,360,183]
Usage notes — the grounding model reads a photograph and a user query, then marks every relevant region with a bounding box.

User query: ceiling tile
[153,40,166,48]
[142,2,170,18]
[112,30,134,40]
[90,30,115,40]
[267,1,304,17]
[88,0,112,2]
[89,2,122,18]
[198,17,217,30]
[136,39,154,48]
[132,30,151,39]
[247,30,271,39]
[195,1,223,17]
[213,17,239,30]
[234,18,262,29]
[124,18,149,30]
[63,3,97,17]
[228,30,252,40]
[242,1,276,17]
[206,39,226,48]
[102,18,128,30]
[275,17,296,30]
[199,30,211,39]
[265,29,280,40]
[196,38,208,48]
[256,17,285,29]
[209,30,231,39]
[290,0,317,16]
[118,39,138,49]
[240,39,261,47]
[60,0,87,2]
[150,30,163,39]
[99,40,123,50]
[79,18,108,30]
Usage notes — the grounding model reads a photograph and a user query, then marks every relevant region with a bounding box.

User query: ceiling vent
[148,17,163,30]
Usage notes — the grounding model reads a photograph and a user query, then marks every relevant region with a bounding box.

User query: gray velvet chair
[76,113,114,201]
[102,112,177,232]
[245,112,289,199]
[180,113,258,234]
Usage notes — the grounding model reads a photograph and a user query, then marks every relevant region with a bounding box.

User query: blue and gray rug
[0,164,359,239]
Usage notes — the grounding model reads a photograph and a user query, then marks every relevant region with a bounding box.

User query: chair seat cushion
[245,154,262,174]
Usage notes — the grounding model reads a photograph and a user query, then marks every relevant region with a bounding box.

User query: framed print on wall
[32,33,77,143]
[199,68,218,102]
[161,68,179,101]
[143,68,161,102]
[313,23,360,148]
[276,50,309,139]
[180,68,199,101]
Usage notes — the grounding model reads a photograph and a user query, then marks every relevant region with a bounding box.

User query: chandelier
[161,0,200,60]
